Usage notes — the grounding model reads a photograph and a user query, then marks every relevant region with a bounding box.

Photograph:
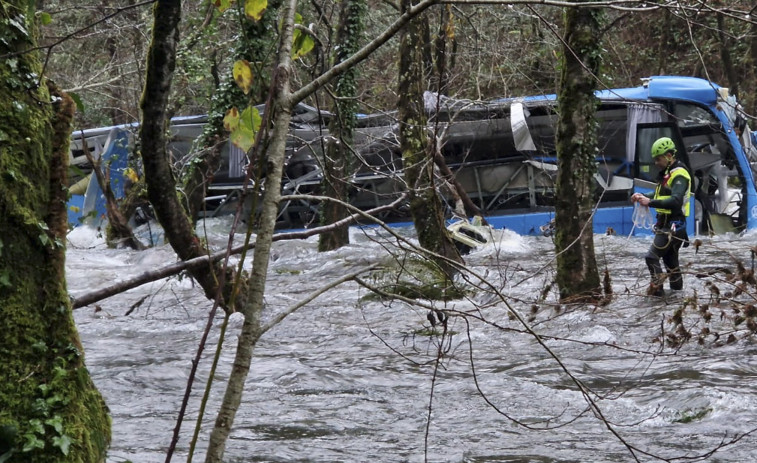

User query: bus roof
[498,76,723,107]
[598,75,722,105]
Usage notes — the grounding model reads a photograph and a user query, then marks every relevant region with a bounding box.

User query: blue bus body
[67,76,757,237]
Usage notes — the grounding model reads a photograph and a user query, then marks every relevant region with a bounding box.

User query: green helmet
[651,137,676,157]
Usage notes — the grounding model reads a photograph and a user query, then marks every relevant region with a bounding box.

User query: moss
[0,3,111,461]
[673,407,712,423]
[363,255,466,301]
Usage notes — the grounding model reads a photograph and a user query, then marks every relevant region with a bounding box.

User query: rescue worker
[630,137,691,297]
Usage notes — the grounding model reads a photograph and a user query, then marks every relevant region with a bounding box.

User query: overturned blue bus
[68,76,757,237]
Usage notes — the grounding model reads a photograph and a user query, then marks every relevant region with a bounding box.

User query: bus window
[634,123,685,181]
[672,103,747,233]
[674,103,721,128]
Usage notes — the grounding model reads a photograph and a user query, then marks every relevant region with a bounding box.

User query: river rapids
[66,219,757,462]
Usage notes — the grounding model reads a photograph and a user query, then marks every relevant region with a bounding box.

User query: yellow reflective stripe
[653,167,692,216]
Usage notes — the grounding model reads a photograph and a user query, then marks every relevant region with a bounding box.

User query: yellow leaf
[224,107,241,132]
[213,0,232,13]
[232,60,253,95]
[124,167,139,183]
[244,0,268,21]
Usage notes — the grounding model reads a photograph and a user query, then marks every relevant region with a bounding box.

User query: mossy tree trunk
[397,0,462,276]
[0,2,110,461]
[553,1,602,302]
[318,0,366,252]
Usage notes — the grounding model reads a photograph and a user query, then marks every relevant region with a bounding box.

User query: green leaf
[223,107,240,132]
[230,126,256,154]
[22,433,44,452]
[68,92,85,112]
[31,341,47,353]
[244,0,267,21]
[292,28,314,60]
[52,435,72,456]
[240,105,262,133]
[45,416,63,435]
[28,420,43,435]
[229,106,261,153]
[37,11,52,25]
[31,398,49,415]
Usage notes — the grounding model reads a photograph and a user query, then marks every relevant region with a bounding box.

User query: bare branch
[259,263,382,335]
[70,194,408,309]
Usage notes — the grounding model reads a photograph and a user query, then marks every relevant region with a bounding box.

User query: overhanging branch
[70,194,408,309]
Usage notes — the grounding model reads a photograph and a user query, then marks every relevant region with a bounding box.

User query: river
[66,219,757,462]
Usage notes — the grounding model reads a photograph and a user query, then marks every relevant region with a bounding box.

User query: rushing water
[66,220,757,463]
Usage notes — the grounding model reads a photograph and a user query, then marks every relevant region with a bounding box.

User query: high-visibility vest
[653,165,691,217]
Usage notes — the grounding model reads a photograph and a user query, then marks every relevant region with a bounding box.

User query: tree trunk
[204,0,298,459]
[139,0,238,307]
[318,0,366,251]
[553,2,602,302]
[750,20,757,116]
[431,4,453,94]
[83,147,145,250]
[0,4,110,460]
[397,0,462,277]
[716,13,739,99]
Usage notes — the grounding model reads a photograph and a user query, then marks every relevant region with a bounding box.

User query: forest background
[42,0,757,132]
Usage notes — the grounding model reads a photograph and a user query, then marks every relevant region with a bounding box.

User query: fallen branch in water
[71,194,407,309]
